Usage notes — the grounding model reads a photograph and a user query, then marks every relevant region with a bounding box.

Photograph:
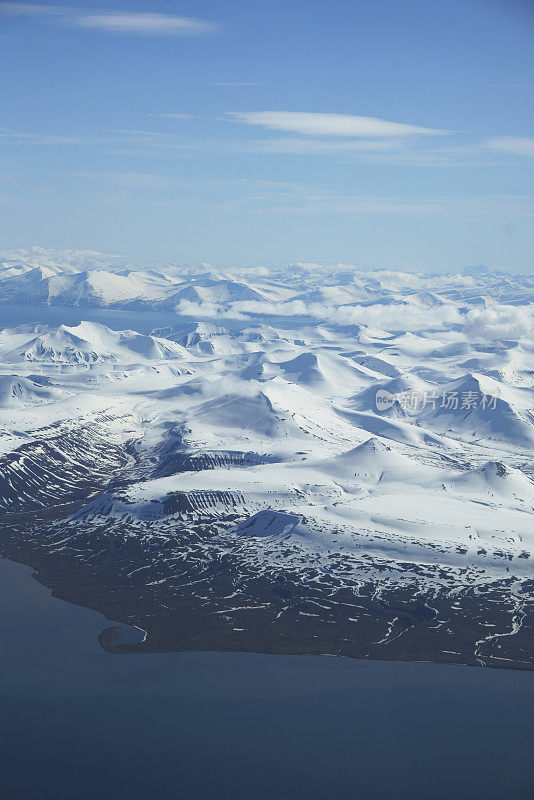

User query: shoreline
[1,530,531,672]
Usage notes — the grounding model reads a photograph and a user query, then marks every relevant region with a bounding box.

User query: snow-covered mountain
[0,322,190,364]
[0,255,533,668]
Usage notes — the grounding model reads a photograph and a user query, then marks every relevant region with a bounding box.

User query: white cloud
[151,114,195,120]
[212,82,263,88]
[463,305,534,340]
[0,127,206,151]
[176,299,250,320]
[0,2,59,16]
[74,170,179,190]
[176,297,461,332]
[485,137,534,157]
[74,12,217,36]
[0,4,219,35]
[0,128,86,144]
[236,191,534,220]
[227,111,447,138]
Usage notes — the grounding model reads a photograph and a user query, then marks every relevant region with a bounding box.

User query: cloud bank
[176,298,462,332]
[463,305,534,340]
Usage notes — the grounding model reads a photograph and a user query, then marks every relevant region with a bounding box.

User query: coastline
[1,523,532,671]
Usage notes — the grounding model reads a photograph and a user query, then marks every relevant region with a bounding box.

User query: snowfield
[0,253,533,666]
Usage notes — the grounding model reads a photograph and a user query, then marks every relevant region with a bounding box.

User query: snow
[0,256,533,593]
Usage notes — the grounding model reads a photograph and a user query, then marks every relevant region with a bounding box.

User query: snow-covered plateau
[0,251,533,667]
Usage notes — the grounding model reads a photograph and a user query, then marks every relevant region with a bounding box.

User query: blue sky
[1,0,533,270]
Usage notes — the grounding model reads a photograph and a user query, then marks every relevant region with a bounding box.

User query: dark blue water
[0,557,533,800]
[0,302,184,335]
[0,302,316,335]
